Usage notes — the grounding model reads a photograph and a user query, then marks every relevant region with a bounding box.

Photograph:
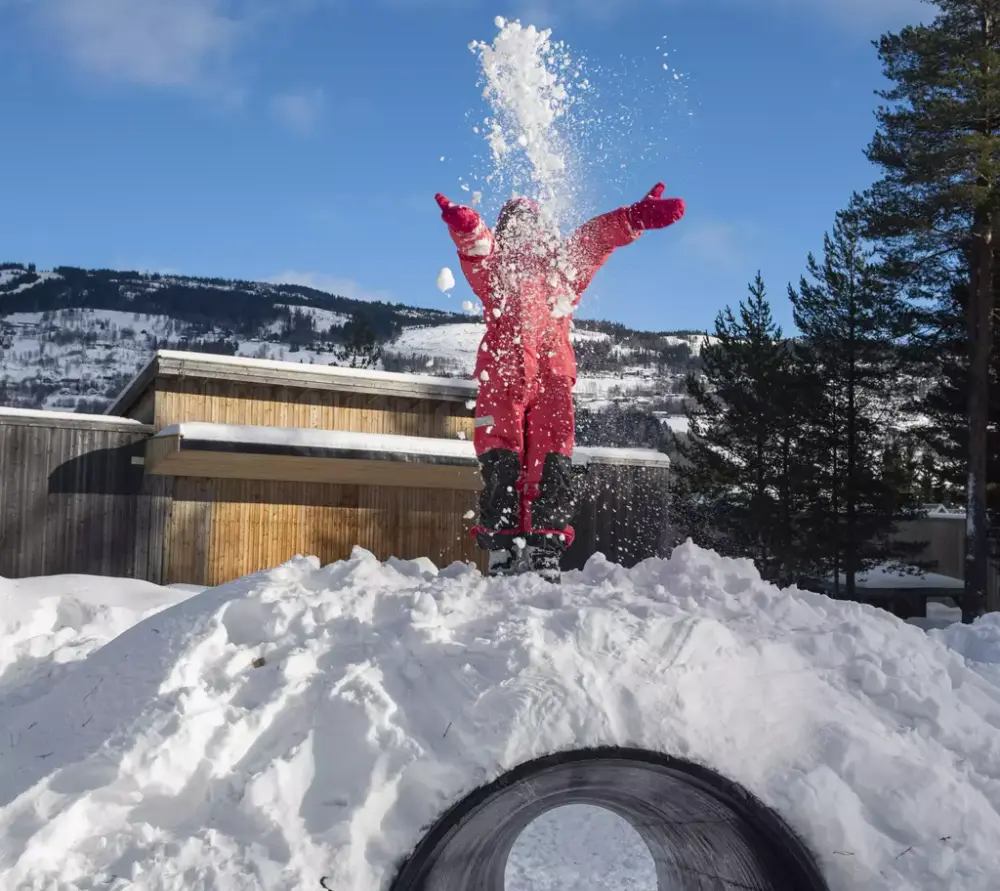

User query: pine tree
[863,0,1000,617]
[670,274,814,582]
[789,202,927,599]
[918,273,1000,559]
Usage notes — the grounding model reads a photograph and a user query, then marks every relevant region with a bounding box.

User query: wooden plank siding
[155,462,670,586]
[153,377,475,440]
[892,514,1000,603]
[162,477,484,586]
[564,464,671,571]
[0,417,154,578]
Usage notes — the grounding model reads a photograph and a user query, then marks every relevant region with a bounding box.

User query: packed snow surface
[1,544,999,890]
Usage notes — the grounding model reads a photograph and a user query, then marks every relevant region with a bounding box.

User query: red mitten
[626,183,686,231]
[435,193,480,233]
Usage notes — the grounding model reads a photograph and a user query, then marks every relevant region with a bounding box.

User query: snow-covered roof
[156,422,670,468]
[0,406,148,429]
[107,349,479,416]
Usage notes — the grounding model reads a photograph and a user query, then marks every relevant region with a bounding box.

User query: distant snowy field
[1,546,998,890]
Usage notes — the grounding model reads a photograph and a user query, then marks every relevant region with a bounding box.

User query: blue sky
[0,0,931,332]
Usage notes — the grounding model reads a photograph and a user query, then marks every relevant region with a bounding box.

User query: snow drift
[1,544,999,890]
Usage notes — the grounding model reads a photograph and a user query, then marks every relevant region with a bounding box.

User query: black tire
[389,747,830,891]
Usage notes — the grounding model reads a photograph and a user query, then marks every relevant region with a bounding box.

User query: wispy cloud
[267,271,392,302]
[39,0,247,91]
[270,89,325,134]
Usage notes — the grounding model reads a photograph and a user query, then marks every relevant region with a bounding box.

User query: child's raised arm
[435,193,495,303]
[566,183,686,297]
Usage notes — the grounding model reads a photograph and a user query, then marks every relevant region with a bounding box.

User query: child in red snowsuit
[435,184,685,579]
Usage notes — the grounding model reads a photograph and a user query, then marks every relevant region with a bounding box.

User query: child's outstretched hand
[626,183,686,231]
[435,193,480,233]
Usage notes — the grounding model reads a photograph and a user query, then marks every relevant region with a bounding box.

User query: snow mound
[1,545,1000,890]
[0,574,200,707]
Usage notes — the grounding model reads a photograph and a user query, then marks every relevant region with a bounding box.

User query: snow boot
[526,544,562,583]
[488,547,521,577]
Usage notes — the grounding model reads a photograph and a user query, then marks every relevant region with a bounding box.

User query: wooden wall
[565,464,671,570]
[155,462,670,586]
[154,377,474,440]
[161,476,484,586]
[893,514,1000,602]
[0,417,154,578]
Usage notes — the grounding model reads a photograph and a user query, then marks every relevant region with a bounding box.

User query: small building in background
[1,351,671,586]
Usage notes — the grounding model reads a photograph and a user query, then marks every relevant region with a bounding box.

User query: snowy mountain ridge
[0,262,705,435]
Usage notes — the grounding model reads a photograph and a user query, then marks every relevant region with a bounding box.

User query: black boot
[487,545,522,577]
[528,453,578,532]
[526,542,562,582]
[475,449,523,572]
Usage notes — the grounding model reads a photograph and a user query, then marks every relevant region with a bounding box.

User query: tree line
[670,0,1000,622]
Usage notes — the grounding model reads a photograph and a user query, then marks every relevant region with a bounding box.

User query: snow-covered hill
[0,545,997,889]
[0,263,703,437]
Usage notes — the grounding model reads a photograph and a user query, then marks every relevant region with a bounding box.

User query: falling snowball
[457,430,467,440]
[495,15,506,28]
[436,267,456,292]
[480,369,490,381]
[463,510,476,520]
[462,300,476,312]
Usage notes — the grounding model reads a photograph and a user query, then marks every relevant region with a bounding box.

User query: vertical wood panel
[153,378,475,440]
[0,420,150,579]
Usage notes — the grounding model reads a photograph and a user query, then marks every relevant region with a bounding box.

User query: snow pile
[1,545,1000,890]
[0,574,200,707]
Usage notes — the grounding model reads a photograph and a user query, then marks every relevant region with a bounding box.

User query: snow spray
[465,17,692,234]
[468,17,588,233]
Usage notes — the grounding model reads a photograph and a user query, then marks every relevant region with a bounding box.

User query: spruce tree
[670,274,813,582]
[863,0,1000,617]
[918,274,1000,560]
[789,203,926,600]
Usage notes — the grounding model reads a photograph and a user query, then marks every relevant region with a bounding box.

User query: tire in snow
[389,747,830,891]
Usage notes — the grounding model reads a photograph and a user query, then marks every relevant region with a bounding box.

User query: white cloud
[40,0,247,90]
[270,89,324,133]
[267,271,392,302]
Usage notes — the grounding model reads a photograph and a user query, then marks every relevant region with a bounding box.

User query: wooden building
[2,350,671,586]
[0,408,151,578]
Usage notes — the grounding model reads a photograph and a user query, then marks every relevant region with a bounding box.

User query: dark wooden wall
[565,464,671,571]
[0,416,153,578]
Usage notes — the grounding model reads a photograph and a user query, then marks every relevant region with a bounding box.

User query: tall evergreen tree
[789,203,927,599]
[670,274,815,582]
[918,273,1000,554]
[863,0,1000,617]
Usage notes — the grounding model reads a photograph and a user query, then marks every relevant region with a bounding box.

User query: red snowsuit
[439,188,685,555]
